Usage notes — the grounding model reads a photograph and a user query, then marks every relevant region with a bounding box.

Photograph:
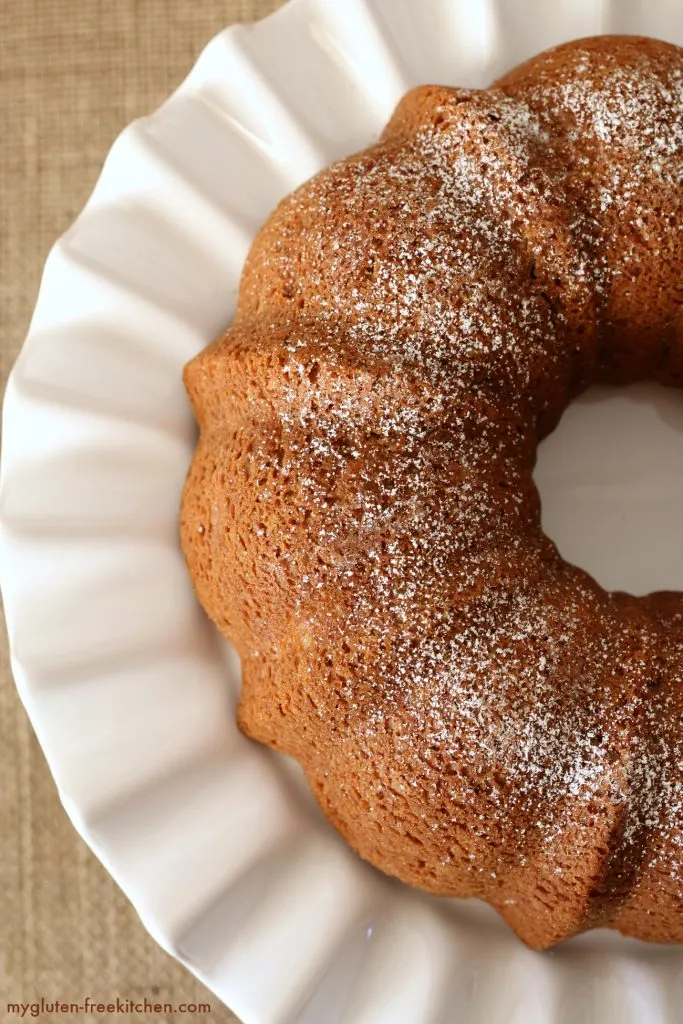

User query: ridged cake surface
[182,36,683,949]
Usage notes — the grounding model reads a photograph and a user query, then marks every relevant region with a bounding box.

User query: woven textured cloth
[0,2,284,1021]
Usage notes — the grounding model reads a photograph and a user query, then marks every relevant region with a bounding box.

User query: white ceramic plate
[3,1,683,1021]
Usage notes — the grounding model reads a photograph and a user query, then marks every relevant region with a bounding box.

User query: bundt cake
[181,36,683,949]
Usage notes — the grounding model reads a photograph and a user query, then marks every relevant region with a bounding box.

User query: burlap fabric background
[1,2,285,1021]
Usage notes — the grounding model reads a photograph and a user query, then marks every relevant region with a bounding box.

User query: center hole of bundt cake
[534,383,683,595]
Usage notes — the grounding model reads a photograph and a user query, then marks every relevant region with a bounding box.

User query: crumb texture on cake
[181,36,683,949]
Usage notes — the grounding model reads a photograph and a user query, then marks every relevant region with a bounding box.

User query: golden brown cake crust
[181,36,683,949]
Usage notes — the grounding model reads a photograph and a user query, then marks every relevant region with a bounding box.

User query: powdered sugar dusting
[198,39,683,940]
